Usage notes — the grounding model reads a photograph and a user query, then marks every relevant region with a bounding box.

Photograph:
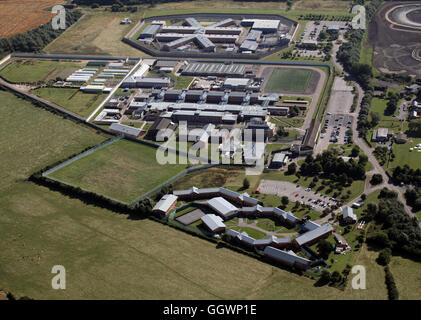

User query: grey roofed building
[226,229,241,238]
[238,231,256,246]
[372,127,391,142]
[301,119,320,152]
[263,246,311,269]
[139,24,161,38]
[185,17,202,28]
[293,223,333,247]
[201,214,226,233]
[109,123,142,138]
[240,40,258,52]
[246,29,262,41]
[155,60,179,68]
[152,194,178,215]
[207,197,238,219]
[342,206,357,222]
[303,220,321,231]
[207,18,235,28]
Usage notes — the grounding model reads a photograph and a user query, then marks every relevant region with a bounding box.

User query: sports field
[0,59,83,84]
[49,139,188,203]
[265,68,312,93]
[32,87,106,118]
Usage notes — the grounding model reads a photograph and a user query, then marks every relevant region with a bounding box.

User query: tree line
[299,150,367,182]
[0,10,82,57]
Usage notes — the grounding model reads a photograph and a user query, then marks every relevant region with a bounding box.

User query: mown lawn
[32,87,107,118]
[49,139,188,203]
[265,68,312,93]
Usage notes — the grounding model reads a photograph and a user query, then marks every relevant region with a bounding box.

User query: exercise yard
[264,68,312,93]
[48,139,188,203]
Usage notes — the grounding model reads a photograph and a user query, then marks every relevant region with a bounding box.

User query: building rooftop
[208,197,238,218]
[294,223,333,247]
[109,123,142,136]
[201,214,226,232]
[152,194,178,213]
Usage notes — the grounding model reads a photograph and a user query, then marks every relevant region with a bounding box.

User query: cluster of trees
[385,92,399,115]
[384,266,399,300]
[154,184,173,201]
[299,150,367,182]
[373,146,389,166]
[408,119,421,137]
[288,106,300,117]
[0,10,82,57]
[366,189,421,261]
[336,0,382,90]
[370,173,383,186]
[405,188,421,212]
[392,165,421,186]
[356,91,374,137]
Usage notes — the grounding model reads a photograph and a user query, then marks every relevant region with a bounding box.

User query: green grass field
[265,68,312,93]
[0,59,83,84]
[389,255,421,300]
[49,139,188,203]
[32,87,106,118]
[390,137,421,170]
[0,90,108,192]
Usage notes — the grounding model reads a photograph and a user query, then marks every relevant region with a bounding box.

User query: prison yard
[1,0,421,301]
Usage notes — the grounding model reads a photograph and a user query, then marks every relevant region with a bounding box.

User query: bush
[377,248,392,266]
[370,174,383,185]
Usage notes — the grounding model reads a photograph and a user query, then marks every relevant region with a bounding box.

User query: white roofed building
[152,194,178,216]
[207,197,238,219]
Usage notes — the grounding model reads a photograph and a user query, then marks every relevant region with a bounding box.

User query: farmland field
[265,68,312,93]
[0,59,83,83]
[0,0,62,38]
[389,255,421,300]
[44,10,147,57]
[49,139,188,203]
[32,87,106,118]
[0,89,108,192]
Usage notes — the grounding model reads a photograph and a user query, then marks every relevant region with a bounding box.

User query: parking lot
[318,114,353,150]
[301,21,349,43]
[258,180,339,212]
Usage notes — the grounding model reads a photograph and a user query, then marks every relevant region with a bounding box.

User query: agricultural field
[0,59,83,84]
[49,139,188,203]
[0,89,108,192]
[44,10,147,57]
[389,255,421,300]
[0,0,62,38]
[32,87,106,118]
[265,68,312,93]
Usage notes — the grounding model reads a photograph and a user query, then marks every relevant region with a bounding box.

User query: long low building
[240,205,298,226]
[122,77,171,88]
[263,246,311,270]
[173,186,260,207]
[226,229,291,249]
[109,123,142,138]
[181,63,246,77]
[293,223,333,248]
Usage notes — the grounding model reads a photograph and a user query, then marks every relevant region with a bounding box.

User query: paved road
[329,35,418,222]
